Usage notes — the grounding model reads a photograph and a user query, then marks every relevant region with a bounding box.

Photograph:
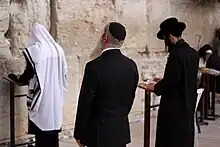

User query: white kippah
[205,50,212,54]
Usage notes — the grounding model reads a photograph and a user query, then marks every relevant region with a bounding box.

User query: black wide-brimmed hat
[157,17,186,40]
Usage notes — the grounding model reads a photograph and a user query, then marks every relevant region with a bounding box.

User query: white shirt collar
[101,48,119,54]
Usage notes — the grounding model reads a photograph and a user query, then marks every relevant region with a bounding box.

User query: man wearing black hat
[74,22,139,147]
[198,44,220,102]
[147,17,199,147]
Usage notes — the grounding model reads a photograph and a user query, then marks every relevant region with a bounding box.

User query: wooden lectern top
[3,76,28,86]
[138,82,154,92]
[199,67,220,76]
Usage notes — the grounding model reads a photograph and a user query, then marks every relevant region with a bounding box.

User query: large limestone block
[145,24,166,51]
[169,3,203,48]
[140,53,167,80]
[9,1,29,56]
[145,0,172,51]
[0,33,27,144]
[0,0,9,33]
[0,0,51,143]
[0,0,11,81]
[56,0,115,54]
[56,0,115,22]
[9,0,50,55]
[26,0,50,28]
[0,0,14,141]
[169,3,217,49]
[55,0,117,130]
[146,0,171,23]
[116,0,149,50]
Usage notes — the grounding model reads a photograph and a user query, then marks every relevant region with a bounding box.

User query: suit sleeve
[154,53,181,96]
[18,52,34,83]
[128,63,139,114]
[206,56,214,69]
[74,62,98,140]
[199,56,208,89]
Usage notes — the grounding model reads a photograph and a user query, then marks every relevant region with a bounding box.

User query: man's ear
[169,34,176,42]
[169,34,173,40]
[102,33,108,44]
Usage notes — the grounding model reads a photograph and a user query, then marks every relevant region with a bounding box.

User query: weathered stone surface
[0,0,51,142]
[55,0,117,130]
[1,0,220,144]
[26,0,50,28]
[116,0,149,50]
[0,0,14,142]
[0,0,9,33]
[9,0,50,55]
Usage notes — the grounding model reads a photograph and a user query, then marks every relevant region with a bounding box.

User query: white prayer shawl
[24,23,68,131]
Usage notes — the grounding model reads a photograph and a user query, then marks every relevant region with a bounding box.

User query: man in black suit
[74,22,139,147]
[198,44,220,102]
[147,18,199,147]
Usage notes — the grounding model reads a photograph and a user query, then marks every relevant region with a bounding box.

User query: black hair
[198,44,212,58]
[170,27,182,38]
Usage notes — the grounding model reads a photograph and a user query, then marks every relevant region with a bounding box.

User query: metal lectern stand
[3,77,35,147]
[138,83,160,147]
[199,68,220,121]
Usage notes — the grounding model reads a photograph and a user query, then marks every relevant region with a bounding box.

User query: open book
[138,79,157,91]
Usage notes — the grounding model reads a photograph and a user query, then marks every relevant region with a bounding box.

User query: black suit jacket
[154,40,199,147]
[199,54,220,93]
[74,49,139,147]
[206,54,220,93]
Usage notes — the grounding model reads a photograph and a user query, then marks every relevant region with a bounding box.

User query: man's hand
[153,77,162,82]
[76,140,85,147]
[146,83,156,91]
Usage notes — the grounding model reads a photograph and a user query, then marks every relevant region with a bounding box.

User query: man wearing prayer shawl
[74,22,139,147]
[9,23,68,147]
[198,44,220,103]
[146,17,199,147]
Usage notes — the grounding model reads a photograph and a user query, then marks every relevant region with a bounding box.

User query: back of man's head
[105,22,126,48]
[198,44,212,59]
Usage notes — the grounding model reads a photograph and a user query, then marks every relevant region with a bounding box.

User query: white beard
[90,36,104,60]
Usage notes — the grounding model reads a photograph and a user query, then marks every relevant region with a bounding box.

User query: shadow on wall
[0,49,27,142]
[0,79,11,142]
[138,44,150,56]
[191,0,220,5]
[0,16,27,144]
[211,28,220,55]
[10,0,26,4]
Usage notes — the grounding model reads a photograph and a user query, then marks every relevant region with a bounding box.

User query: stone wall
[0,0,220,143]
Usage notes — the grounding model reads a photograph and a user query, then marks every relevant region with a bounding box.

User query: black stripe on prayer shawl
[23,48,34,70]
[26,81,41,108]
[24,48,41,110]
[31,83,41,110]
[24,48,37,109]
[27,96,33,110]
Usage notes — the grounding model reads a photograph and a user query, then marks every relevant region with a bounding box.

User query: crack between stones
[4,13,13,54]
[112,0,116,6]
[50,0,58,41]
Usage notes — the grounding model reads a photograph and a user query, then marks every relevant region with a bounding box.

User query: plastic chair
[194,88,204,147]
[196,88,204,133]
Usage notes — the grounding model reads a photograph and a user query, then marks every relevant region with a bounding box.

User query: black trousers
[35,132,59,147]
[28,119,61,147]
